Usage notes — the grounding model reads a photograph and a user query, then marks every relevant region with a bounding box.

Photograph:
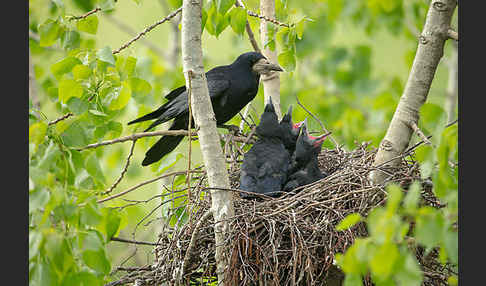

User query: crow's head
[292,120,331,166]
[235,52,283,75]
[256,97,281,138]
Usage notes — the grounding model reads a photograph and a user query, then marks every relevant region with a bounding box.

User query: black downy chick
[239,98,290,198]
[279,105,304,157]
[283,120,331,192]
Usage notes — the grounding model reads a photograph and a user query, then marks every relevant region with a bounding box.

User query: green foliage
[29,0,457,284]
[335,121,458,283]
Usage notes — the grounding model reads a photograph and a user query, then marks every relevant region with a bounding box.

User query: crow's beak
[293,120,305,130]
[252,58,284,75]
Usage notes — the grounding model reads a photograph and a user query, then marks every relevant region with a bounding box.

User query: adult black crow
[279,105,304,156]
[283,120,331,192]
[239,98,290,198]
[128,52,283,166]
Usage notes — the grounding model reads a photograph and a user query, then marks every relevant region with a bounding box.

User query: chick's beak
[252,58,284,75]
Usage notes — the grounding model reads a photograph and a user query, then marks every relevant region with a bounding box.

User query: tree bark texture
[260,0,282,120]
[180,0,235,283]
[369,0,457,185]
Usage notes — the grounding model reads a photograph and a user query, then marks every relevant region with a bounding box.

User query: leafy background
[29,0,458,285]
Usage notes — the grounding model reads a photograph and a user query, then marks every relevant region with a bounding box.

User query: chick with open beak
[252,58,284,75]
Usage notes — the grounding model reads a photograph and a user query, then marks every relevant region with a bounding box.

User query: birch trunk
[260,0,282,120]
[369,0,457,185]
[180,0,235,283]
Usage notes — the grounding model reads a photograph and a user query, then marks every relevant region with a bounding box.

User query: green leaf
[79,230,104,251]
[98,208,121,241]
[80,201,103,226]
[157,152,183,174]
[109,81,132,110]
[168,0,182,8]
[60,120,89,147]
[29,122,48,149]
[276,27,290,47]
[336,213,362,231]
[29,189,51,213]
[38,19,62,47]
[217,0,235,16]
[72,64,92,80]
[395,252,423,286]
[51,56,82,79]
[343,273,364,286]
[29,231,44,261]
[44,232,74,274]
[414,207,444,249]
[129,77,152,96]
[278,50,296,72]
[96,46,116,65]
[61,30,80,50]
[58,79,84,103]
[385,184,403,214]
[85,152,106,184]
[443,229,458,264]
[89,109,108,117]
[77,15,99,35]
[82,249,111,274]
[295,18,306,39]
[403,181,421,214]
[99,0,116,11]
[229,7,247,35]
[30,259,59,286]
[369,242,399,279]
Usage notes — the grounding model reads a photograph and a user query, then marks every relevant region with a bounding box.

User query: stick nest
[111,142,454,286]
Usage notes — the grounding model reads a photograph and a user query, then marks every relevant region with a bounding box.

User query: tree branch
[48,113,73,126]
[104,14,169,59]
[68,7,102,21]
[75,129,197,151]
[369,0,457,185]
[112,7,182,55]
[447,28,458,41]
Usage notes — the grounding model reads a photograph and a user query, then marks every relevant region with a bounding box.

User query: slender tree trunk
[369,0,457,185]
[180,0,235,283]
[445,42,458,123]
[260,0,282,120]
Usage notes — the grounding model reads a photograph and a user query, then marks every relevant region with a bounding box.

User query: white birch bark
[260,0,282,120]
[180,0,235,283]
[369,0,457,185]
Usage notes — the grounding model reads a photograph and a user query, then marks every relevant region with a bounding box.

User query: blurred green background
[29,0,457,282]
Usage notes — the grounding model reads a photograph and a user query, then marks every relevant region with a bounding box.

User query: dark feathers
[128,52,274,166]
[239,98,290,198]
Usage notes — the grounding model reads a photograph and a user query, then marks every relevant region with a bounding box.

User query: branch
[68,7,102,21]
[75,129,197,151]
[234,0,261,53]
[111,236,162,246]
[112,7,182,55]
[48,113,73,126]
[102,140,137,196]
[104,14,169,59]
[447,28,458,41]
[410,122,432,145]
[246,10,290,28]
[97,170,204,204]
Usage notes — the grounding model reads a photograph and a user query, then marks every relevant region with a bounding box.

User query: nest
[109,142,454,286]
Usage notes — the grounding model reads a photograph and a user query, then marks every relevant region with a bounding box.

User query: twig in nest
[180,211,212,283]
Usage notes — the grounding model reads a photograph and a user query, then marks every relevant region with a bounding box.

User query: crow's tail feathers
[141,118,188,166]
[141,134,184,166]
